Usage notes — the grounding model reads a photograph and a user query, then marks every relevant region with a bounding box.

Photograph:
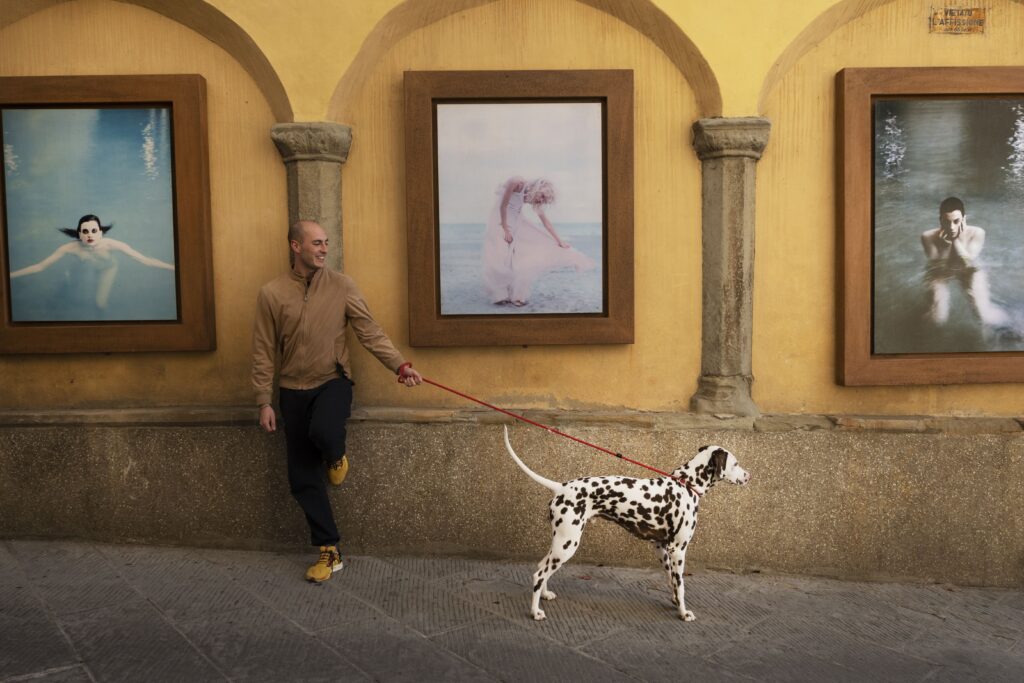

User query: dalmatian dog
[503,426,750,622]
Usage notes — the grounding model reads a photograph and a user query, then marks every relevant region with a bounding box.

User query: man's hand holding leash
[398,362,423,387]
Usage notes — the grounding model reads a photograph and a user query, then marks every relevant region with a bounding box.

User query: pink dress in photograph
[481,183,595,304]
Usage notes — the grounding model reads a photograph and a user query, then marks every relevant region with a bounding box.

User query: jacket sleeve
[251,287,279,405]
[344,277,406,373]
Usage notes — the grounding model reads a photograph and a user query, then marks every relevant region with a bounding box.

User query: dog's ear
[710,448,729,479]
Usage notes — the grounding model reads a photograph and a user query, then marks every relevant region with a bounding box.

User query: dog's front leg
[655,545,678,605]
[666,544,694,621]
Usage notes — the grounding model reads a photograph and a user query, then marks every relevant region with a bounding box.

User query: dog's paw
[533,610,546,621]
[680,610,695,622]
[542,590,557,601]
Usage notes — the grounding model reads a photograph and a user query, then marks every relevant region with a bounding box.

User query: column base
[690,375,759,417]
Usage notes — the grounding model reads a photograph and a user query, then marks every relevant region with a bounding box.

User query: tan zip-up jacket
[251,268,406,406]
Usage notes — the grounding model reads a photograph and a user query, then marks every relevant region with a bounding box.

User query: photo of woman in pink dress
[435,101,604,316]
[482,176,595,307]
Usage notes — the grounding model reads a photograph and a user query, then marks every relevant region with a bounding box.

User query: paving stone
[706,636,870,682]
[431,617,634,682]
[335,557,493,636]
[3,541,1024,681]
[175,604,364,682]
[580,630,750,682]
[0,612,79,680]
[59,600,224,682]
[6,664,95,681]
[381,556,490,583]
[747,619,936,681]
[319,611,496,682]
[249,574,384,632]
[10,540,138,616]
[911,645,1024,683]
[100,545,254,621]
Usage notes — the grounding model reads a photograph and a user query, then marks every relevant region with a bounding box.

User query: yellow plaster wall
[0,0,286,409]
[338,0,702,410]
[6,0,1024,417]
[755,0,1024,416]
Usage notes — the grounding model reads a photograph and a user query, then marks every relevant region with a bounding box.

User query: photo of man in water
[872,98,1024,354]
[920,196,1008,329]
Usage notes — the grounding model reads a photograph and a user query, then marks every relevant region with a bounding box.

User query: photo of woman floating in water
[9,214,175,317]
[2,106,178,322]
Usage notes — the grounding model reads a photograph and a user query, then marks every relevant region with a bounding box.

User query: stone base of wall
[1,407,1021,587]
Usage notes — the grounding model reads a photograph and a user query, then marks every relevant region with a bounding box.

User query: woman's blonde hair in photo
[524,178,556,206]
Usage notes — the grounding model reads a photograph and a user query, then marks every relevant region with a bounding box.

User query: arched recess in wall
[326,0,721,122]
[0,0,294,122]
[758,0,899,111]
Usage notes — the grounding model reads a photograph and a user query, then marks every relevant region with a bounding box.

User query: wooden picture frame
[0,75,214,353]
[404,70,633,346]
[837,67,1024,385]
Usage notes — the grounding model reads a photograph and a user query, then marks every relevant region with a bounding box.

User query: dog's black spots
[551,558,560,568]
[572,519,580,526]
[563,540,572,550]
[622,478,636,488]
[534,580,543,591]
[554,519,562,527]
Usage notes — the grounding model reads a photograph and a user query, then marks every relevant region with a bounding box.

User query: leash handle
[397,362,413,380]
[419,375,696,493]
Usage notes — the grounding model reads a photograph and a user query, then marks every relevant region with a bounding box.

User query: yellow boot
[305,545,343,582]
[327,454,349,486]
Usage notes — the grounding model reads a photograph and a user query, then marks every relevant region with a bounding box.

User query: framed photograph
[404,70,633,346]
[837,67,1024,384]
[0,75,214,353]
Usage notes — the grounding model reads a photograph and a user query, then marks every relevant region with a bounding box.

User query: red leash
[402,371,698,494]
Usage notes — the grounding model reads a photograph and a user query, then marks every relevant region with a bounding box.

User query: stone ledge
[0,406,256,427]
[0,406,1021,434]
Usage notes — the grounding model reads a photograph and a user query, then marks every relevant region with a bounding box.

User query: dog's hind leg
[664,543,694,621]
[530,520,585,621]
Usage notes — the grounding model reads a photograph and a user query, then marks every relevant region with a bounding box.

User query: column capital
[691,117,771,161]
[270,122,352,164]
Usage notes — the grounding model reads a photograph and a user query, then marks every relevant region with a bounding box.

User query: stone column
[690,117,771,417]
[270,122,352,272]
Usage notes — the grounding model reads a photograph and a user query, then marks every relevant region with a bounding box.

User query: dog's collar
[676,477,704,498]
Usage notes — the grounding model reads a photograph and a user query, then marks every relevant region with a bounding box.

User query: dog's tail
[503,426,561,492]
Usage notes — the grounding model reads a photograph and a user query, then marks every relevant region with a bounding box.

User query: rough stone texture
[2,415,1022,587]
[3,540,1023,682]
[269,121,352,272]
[690,117,771,418]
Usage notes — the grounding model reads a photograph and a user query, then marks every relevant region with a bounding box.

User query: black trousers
[278,376,353,547]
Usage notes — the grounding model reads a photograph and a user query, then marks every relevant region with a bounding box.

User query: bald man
[251,220,422,582]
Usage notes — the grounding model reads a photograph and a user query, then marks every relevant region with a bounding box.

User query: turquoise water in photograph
[873,98,1024,353]
[3,107,177,322]
[439,222,603,315]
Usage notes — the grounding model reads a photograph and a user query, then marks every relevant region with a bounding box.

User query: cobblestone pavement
[2,540,1023,682]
